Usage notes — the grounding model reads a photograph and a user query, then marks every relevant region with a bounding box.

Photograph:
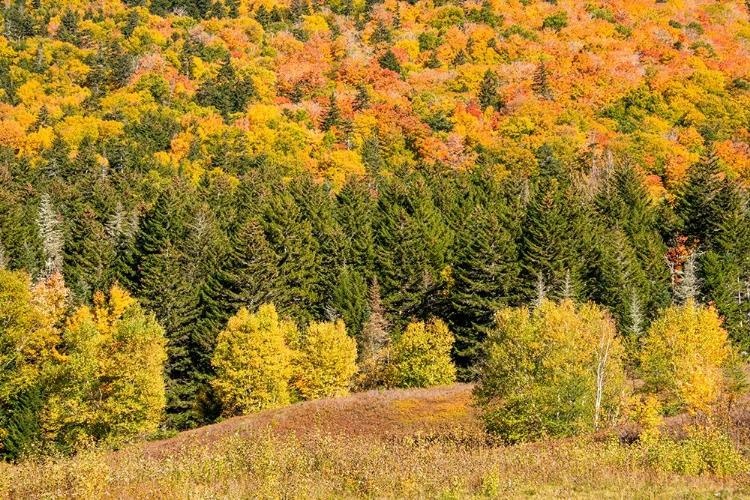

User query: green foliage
[641,427,748,477]
[387,319,456,388]
[542,12,568,31]
[378,50,402,74]
[475,300,629,443]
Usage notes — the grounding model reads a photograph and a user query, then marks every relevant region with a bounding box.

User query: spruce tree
[519,178,580,301]
[220,217,279,315]
[135,187,201,429]
[322,91,341,131]
[374,174,453,324]
[378,49,401,74]
[478,68,503,111]
[448,201,519,378]
[532,59,552,100]
[262,188,322,323]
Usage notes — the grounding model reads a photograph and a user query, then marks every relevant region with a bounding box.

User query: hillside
[142,383,479,456]
[4,384,750,499]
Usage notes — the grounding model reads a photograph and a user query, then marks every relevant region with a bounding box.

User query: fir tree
[353,83,371,111]
[378,49,401,74]
[322,92,341,131]
[448,202,519,378]
[532,59,552,100]
[374,174,453,324]
[478,68,503,111]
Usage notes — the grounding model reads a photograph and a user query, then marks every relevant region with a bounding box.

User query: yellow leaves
[640,300,732,416]
[388,319,456,389]
[0,118,26,150]
[477,300,629,441]
[55,115,124,150]
[302,15,330,36]
[293,320,357,400]
[212,304,295,416]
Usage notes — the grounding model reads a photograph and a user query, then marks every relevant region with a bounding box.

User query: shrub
[293,320,358,400]
[474,300,629,443]
[211,304,296,416]
[387,319,456,388]
[639,299,732,416]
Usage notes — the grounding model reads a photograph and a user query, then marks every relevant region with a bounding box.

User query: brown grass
[2,384,750,499]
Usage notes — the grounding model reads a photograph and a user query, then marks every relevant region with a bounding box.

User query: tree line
[1,144,749,449]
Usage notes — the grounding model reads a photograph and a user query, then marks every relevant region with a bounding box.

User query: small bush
[641,427,748,477]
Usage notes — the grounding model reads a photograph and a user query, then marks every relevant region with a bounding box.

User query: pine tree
[378,49,401,74]
[335,175,375,275]
[262,189,322,323]
[478,68,503,111]
[677,151,723,245]
[220,217,279,315]
[374,174,453,323]
[322,91,341,131]
[532,59,552,100]
[352,83,370,111]
[328,265,368,335]
[520,178,580,301]
[355,276,391,389]
[675,251,700,305]
[448,202,519,377]
[134,187,201,429]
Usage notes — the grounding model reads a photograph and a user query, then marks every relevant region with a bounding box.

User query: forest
[1,0,750,491]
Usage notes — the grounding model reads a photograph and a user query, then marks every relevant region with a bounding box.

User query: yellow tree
[387,319,457,388]
[293,320,358,400]
[640,299,733,417]
[43,284,167,449]
[474,300,629,443]
[211,304,295,416]
[0,269,61,402]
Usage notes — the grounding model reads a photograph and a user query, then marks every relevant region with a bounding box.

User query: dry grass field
[3,384,750,499]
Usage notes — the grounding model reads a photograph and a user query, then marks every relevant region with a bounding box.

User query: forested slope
[1,0,750,452]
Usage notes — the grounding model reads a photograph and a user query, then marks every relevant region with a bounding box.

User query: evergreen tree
[532,59,552,100]
[328,265,368,335]
[262,189,322,323]
[519,178,580,301]
[322,92,342,131]
[352,83,370,111]
[56,9,80,45]
[355,276,391,389]
[36,194,64,279]
[478,68,503,111]
[374,174,453,324]
[135,187,200,429]
[677,151,724,246]
[220,217,279,315]
[378,49,401,74]
[448,200,519,378]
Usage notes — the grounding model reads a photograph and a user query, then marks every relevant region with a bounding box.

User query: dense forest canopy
[1,0,750,453]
